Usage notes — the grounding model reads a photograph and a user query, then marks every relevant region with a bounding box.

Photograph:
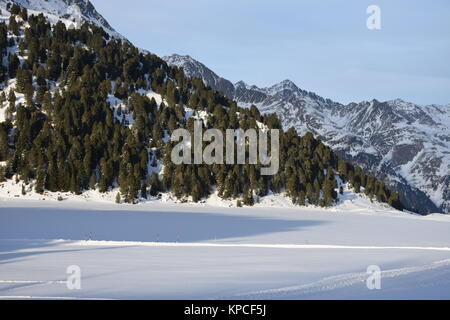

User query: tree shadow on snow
[0,207,328,243]
[0,240,135,265]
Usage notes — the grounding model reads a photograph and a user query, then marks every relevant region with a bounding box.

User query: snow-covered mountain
[0,0,122,38]
[1,0,447,214]
[163,54,450,215]
[163,54,236,98]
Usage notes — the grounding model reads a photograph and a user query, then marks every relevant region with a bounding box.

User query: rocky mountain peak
[163,54,236,97]
[163,54,205,78]
[2,0,120,37]
[268,79,298,91]
[263,79,301,99]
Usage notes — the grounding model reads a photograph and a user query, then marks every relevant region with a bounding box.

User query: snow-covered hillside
[163,54,450,215]
[0,0,122,38]
[0,4,396,212]
[1,199,450,299]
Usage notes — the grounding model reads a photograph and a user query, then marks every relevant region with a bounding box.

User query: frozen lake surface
[1,198,449,299]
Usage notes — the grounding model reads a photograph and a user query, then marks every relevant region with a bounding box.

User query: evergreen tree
[10,4,21,15]
[243,185,254,206]
[141,183,148,199]
[8,54,20,78]
[20,7,28,21]
[148,173,160,197]
[9,15,19,36]
[35,167,45,194]
[298,190,306,206]
[0,124,8,160]
[0,166,5,182]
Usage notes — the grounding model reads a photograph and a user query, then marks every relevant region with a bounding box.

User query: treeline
[0,4,403,210]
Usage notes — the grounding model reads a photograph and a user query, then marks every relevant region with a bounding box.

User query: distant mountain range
[164,54,450,214]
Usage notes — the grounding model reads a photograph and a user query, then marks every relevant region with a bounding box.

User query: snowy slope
[1,199,450,299]
[163,54,450,215]
[0,0,123,39]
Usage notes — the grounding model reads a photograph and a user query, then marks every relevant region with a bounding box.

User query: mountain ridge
[1,0,122,38]
[163,54,450,214]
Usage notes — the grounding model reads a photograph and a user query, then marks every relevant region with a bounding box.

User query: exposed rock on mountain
[163,54,450,214]
[1,0,121,37]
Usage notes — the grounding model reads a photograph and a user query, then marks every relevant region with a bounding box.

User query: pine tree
[16,68,33,94]
[286,175,297,198]
[0,166,5,182]
[141,183,148,199]
[20,7,28,21]
[323,180,335,206]
[9,15,19,36]
[8,90,16,110]
[250,105,261,122]
[172,166,185,199]
[35,167,45,194]
[166,80,177,107]
[168,114,177,133]
[149,173,161,196]
[89,172,97,190]
[298,190,306,206]
[388,192,403,211]
[0,92,6,106]
[353,181,361,194]
[306,182,314,204]
[115,192,121,204]
[10,4,21,15]
[243,185,254,206]
[8,54,20,78]
[313,180,321,205]
[0,124,8,161]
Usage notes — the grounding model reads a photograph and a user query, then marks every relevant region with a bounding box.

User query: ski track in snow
[49,240,450,252]
[1,239,450,299]
[0,280,66,284]
[0,279,68,296]
[2,239,450,300]
[3,239,450,252]
[223,259,450,300]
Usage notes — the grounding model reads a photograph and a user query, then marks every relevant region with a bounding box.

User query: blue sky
[91,0,450,105]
